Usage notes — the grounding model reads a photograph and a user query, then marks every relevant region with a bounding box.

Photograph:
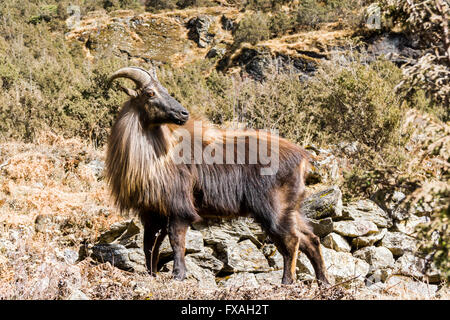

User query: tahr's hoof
[172,273,186,281]
[318,279,331,288]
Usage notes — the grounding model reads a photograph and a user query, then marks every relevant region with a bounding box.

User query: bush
[296,0,363,30]
[269,11,294,37]
[308,60,405,151]
[296,0,329,30]
[145,0,178,11]
[233,12,271,45]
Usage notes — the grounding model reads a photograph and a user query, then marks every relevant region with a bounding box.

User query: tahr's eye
[146,90,155,98]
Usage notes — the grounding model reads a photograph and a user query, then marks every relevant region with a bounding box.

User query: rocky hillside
[0,0,448,300]
[0,123,447,299]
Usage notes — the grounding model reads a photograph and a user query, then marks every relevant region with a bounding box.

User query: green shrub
[269,11,294,37]
[296,0,363,30]
[296,0,330,30]
[145,0,178,11]
[233,12,271,45]
[308,60,405,151]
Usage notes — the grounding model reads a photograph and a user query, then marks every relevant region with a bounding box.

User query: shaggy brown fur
[106,67,329,285]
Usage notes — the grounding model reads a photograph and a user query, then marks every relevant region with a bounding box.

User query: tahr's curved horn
[108,67,153,89]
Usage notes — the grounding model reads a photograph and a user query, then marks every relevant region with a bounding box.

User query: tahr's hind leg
[295,212,330,286]
[256,209,300,285]
[141,213,168,276]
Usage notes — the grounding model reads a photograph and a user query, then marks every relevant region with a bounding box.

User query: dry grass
[0,133,448,300]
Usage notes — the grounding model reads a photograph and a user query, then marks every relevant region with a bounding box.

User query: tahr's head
[108,67,189,125]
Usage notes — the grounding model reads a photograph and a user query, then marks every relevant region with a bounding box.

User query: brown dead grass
[0,133,448,300]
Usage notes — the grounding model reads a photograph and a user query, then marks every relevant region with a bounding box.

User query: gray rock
[86,160,105,179]
[296,252,315,281]
[255,271,283,286]
[302,186,343,219]
[218,239,270,272]
[97,219,141,245]
[321,246,370,283]
[261,244,283,270]
[306,217,334,237]
[384,275,438,299]
[352,228,387,248]
[312,153,342,183]
[393,253,441,283]
[333,219,378,237]
[91,243,133,270]
[381,231,417,256]
[187,15,215,48]
[162,256,217,289]
[218,272,259,288]
[68,289,90,300]
[193,217,265,247]
[353,246,395,272]
[0,238,16,253]
[366,268,393,284]
[206,46,226,59]
[341,200,392,228]
[322,233,351,252]
[56,249,79,265]
[187,250,224,275]
[220,15,234,31]
[34,214,66,234]
[127,248,146,272]
[395,214,429,235]
[159,229,204,259]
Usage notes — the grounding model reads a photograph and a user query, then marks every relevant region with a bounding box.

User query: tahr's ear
[148,62,158,81]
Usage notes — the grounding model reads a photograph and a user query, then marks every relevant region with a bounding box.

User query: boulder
[302,186,343,219]
[261,244,283,270]
[86,159,105,180]
[218,272,259,288]
[380,231,417,256]
[69,13,189,63]
[159,229,204,259]
[393,253,441,283]
[395,214,429,235]
[322,246,370,283]
[322,233,351,252]
[297,246,370,283]
[366,268,393,284]
[34,214,67,234]
[333,220,378,237]
[384,275,438,299]
[341,200,392,228]
[255,271,283,286]
[306,217,334,238]
[193,217,265,247]
[67,289,90,300]
[352,228,387,248]
[206,46,226,59]
[217,239,270,272]
[220,15,234,31]
[353,246,395,272]
[97,219,141,246]
[162,256,217,289]
[91,243,146,272]
[187,249,224,275]
[187,15,215,48]
[296,252,315,281]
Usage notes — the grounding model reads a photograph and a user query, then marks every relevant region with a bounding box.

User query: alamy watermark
[171,122,280,176]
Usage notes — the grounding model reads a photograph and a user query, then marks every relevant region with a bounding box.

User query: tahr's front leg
[142,213,168,276]
[168,217,190,281]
